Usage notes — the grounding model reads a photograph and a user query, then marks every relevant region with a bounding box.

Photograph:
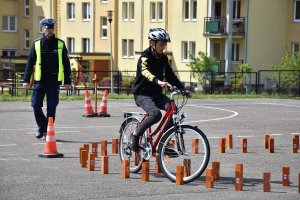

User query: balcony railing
[212,60,243,73]
[204,17,245,36]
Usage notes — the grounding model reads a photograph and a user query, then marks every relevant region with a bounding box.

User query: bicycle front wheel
[157,125,210,183]
[119,117,143,173]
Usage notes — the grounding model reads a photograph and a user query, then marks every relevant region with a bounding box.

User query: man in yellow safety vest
[23,18,71,139]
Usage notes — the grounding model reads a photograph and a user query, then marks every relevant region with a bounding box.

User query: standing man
[23,18,71,139]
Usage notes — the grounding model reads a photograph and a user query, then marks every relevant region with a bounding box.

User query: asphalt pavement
[0,98,299,200]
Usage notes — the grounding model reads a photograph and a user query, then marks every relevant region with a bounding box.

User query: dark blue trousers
[31,83,59,134]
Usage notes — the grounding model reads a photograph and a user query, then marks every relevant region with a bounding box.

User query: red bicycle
[119,87,210,183]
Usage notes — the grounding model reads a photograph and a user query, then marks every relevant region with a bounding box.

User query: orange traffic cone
[38,117,63,158]
[98,90,110,117]
[82,90,95,117]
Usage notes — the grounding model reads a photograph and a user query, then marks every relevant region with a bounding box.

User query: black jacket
[23,34,71,85]
[132,47,184,96]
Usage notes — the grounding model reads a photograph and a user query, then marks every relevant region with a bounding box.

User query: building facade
[0,0,299,86]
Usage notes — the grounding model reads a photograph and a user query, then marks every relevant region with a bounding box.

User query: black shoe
[164,147,179,158]
[129,134,140,152]
[36,132,44,139]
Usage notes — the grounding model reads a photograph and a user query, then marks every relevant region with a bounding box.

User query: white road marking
[290,133,300,135]
[0,144,17,147]
[207,136,220,139]
[26,130,80,135]
[269,134,283,136]
[1,125,117,131]
[184,105,239,123]
[235,135,256,138]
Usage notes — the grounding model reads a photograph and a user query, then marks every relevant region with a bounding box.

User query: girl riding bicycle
[131,28,191,152]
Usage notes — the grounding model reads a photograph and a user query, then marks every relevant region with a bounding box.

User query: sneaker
[164,147,179,158]
[129,134,140,152]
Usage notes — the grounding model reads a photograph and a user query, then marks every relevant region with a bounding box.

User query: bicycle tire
[157,125,210,183]
[118,117,144,173]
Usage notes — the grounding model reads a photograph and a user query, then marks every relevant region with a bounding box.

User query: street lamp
[107,10,114,93]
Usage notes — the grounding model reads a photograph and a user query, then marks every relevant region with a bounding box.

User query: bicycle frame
[138,98,177,152]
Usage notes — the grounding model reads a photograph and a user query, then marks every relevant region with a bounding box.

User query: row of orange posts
[217,134,299,154]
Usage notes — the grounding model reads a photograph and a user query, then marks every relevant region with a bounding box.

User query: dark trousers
[134,93,171,137]
[31,83,59,133]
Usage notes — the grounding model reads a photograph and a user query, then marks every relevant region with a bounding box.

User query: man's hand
[64,84,71,90]
[23,82,30,90]
[157,80,173,90]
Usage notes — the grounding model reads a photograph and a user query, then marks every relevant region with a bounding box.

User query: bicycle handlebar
[170,86,193,99]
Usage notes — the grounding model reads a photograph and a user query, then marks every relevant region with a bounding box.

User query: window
[189,42,196,58]
[101,0,108,3]
[82,38,90,52]
[2,16,17,32]
[129,39,134,57]
[24,29,30,49]
[67,37,75,52]
[39,16,45,33]
[83,3,91,20]
[233,0,241,19]
[2,49,17,57]
[158,2,163,21]
[182,41,188,61]
[67,3,75,20]
[150,2,156,21]
[24,0,29,17]
[122,2,128,21]
[100,17,107,38]
[122,39,128,57]
[292,43,300,58]
[232,43,240,61]
[129,2,135,21]
[294,0,300,21]
[183,0,189,20]
[191,0,197,20]
[182,41,196,62]
[183,0,197,21]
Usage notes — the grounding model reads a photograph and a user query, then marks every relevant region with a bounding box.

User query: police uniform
[23,18,71,138]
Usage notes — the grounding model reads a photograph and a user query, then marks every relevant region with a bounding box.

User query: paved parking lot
[0,98,299,199]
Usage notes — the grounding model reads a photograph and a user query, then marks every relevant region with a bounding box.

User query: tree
[187,51,217,85]
[271,51,300,90]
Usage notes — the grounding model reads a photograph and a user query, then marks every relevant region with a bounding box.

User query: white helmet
[148,28,171,42]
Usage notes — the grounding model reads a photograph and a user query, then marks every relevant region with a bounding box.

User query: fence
[1,69,299,96]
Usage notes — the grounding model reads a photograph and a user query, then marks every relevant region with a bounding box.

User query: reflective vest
[34,39,64,81]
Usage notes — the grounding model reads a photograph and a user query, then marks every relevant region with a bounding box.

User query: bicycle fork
[172,115,187,155]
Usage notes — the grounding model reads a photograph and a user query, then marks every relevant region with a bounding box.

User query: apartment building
[0,0,299,87]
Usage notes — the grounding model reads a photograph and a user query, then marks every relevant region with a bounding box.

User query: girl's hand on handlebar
[182,90,193,98]
[157,80,173,90]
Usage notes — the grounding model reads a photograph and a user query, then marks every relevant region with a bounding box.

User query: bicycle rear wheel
[119,117,144,173]
[157,125,210,183]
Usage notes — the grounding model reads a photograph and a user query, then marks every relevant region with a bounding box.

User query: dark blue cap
[40,18,56,28]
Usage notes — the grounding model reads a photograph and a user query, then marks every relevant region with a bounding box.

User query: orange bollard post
[226,134,233,149]
[264,134,270,149]
[298,173,300,193]
[101,156,109,174]
[268,138,274,153]
[292,137,298,153]
[183,159,191,177]
[219,138,226,153]
[205,168,214,188]
[141,161,150,182]
[212,162,220,181]
[81,150,88,168]
[101,140,107,156]
[263,172,271,192]
[176,165,184,185]
[235,163,243,191]
[155,155,162,173]
[88,153,95,171]
[122,160,130,178]
[282,166,290,186]
[241,138,247,153]
[112,138,119,154]
[91,141,98,157]
[294,135,299,150]
[192,139,199,154]
[79,147,85,165]
[83,144,89,152]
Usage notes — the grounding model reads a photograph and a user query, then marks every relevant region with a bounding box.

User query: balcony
[204,17,245,37]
